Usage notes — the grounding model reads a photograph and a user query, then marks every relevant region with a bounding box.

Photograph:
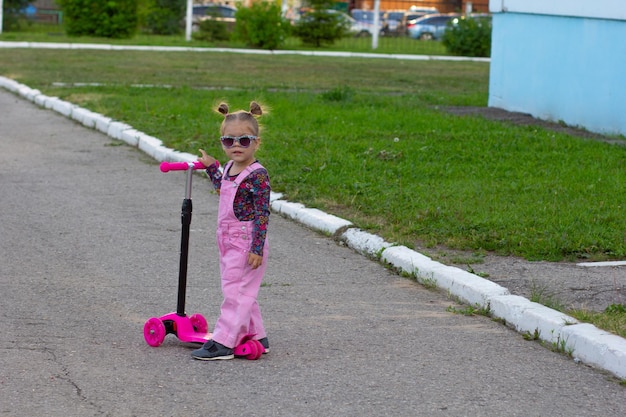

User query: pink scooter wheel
[144,317,166,347]
[250,340,264,360]
[190,313,208,333]
[243,340,260,360]
[234,340,264,360]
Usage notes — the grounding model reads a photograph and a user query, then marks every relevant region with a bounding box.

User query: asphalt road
[1,89,625,416]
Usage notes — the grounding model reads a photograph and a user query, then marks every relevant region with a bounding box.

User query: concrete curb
[0,41,491,63]
[2,74,625,381]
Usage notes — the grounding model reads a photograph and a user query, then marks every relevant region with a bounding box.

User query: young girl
[191,101,271,361]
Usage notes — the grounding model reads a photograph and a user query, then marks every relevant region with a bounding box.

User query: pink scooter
[143,161,264,360]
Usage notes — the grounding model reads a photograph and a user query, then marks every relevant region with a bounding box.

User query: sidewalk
[1,75,625,415]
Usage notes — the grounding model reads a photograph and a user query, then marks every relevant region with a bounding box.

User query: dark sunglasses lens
[221,137,234,147]
[239,136,251,147]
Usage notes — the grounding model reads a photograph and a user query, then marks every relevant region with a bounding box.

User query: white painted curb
[93,114,113,134]
[107,121,133,140]
[271,200,352,235]
[562,323,626,380]
[490,295,578,344]
[381,245,511,307]
[17,85,41,101]
[71,106,99,128]
[342,228,392,258]
[0,41,491,63]
[0,76,20,91]
[2,74,625,381]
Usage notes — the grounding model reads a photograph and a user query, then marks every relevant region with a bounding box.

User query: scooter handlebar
[160,161,207,172]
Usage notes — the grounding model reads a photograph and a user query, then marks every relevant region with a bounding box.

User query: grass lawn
[2,46,623,262]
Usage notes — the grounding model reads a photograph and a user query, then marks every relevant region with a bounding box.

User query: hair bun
[218,103,229,115]
[249,101,262,116]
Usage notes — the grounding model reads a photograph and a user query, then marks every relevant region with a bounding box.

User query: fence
[335,0,488,54]
[17,0,490,56]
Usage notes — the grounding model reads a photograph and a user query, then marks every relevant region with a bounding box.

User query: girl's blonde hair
[217,101,265,136]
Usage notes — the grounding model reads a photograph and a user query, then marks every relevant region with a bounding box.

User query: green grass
[1,47,624,263]
[1,31,625,337]
[570,305,626,339]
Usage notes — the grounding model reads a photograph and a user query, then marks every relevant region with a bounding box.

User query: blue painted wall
[489,13,626,136]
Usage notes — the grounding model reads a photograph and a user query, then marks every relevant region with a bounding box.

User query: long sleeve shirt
[206,161,270,256]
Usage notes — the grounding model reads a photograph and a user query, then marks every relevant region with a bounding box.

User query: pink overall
[211,161,268,348]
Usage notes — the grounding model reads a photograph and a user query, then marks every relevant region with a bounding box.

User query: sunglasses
[220,135,258,148]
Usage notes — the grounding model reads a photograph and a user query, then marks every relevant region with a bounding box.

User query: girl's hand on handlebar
[198,149,217,168]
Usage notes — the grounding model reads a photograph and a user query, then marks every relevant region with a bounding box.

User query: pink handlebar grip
[160,161,208,173]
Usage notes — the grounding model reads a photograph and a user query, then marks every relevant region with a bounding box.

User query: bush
[232,2,290,50]
[58,0,139,38]
[192,18,231,42]
[442,16,492,57]
[144,0,185,35]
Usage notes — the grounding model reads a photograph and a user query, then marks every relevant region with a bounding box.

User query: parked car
[350,9,384,36]
[326,10,371,37]
[407,13,460,40]
[337,11,374,37]
[381,10,407,36]
[404,7,441,34]
[192,4,237,30]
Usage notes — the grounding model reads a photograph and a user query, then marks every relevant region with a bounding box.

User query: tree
[292,0,350,47]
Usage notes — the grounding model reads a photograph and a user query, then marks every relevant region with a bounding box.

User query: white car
[350,9,384,36]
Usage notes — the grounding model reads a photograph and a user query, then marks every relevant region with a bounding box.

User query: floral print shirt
[206,161,270,256]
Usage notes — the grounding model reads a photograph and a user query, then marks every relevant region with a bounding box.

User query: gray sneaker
[258,337,270,354]
[191,340,234,361]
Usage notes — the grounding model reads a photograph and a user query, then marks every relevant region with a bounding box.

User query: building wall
[488,0,626,136]
[353,0,461,13]
[31,0,59,9]
[462,0,488,13]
